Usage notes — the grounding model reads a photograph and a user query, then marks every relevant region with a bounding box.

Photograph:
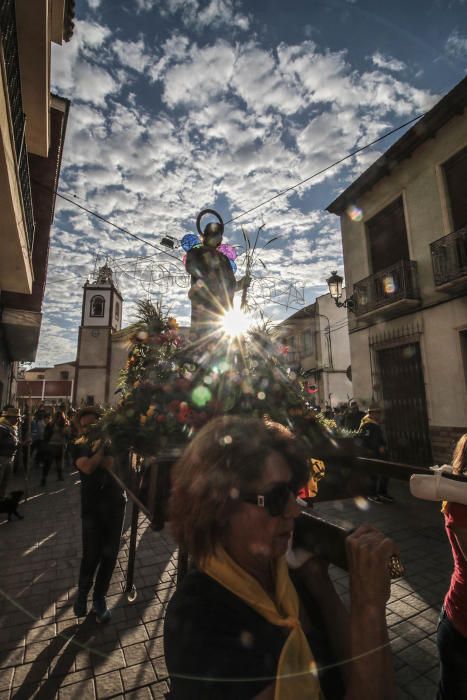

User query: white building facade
[276,291,352,409]
[327,77,467,465]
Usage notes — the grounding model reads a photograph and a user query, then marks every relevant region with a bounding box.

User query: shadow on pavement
[0,470,176,698]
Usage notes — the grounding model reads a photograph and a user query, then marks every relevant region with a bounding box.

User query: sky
[36,0,467,366]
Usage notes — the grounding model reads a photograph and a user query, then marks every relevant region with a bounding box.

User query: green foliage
[87,301,331,457]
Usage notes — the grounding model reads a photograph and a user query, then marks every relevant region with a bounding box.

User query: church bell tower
[73,264,123,406]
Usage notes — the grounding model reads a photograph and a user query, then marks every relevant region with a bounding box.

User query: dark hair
[169,415,310,564]
[77,406,102,421]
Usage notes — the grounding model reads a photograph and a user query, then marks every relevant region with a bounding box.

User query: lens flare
[382,274,396,294]
[346,204,363,222]
[221,301,253,337]
[191,385,212,407]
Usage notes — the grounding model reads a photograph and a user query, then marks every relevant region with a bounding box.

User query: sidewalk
[0,467,451,699]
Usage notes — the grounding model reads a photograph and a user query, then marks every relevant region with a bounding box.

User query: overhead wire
[223,112,426,225]
[36,110,425,251]
[32,179,184,268]
[37,111,427,315]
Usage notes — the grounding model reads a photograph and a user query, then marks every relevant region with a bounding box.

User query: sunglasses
[241,481,306,517]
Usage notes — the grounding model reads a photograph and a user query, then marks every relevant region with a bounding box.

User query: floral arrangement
[88,300,334,461]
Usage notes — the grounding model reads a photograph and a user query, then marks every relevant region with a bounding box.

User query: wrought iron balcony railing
[0,0,35,250]
[431,226,467,288]
[353,259,420,317]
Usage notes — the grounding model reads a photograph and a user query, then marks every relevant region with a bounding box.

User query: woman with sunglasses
[164,415,396,699]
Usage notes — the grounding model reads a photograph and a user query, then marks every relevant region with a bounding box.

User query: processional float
[92,210,466,600]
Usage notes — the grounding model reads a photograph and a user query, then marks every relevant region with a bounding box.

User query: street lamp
[326,270,356,311]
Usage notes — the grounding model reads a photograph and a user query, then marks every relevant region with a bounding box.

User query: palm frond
[250,223,266,258]
[260,235,281,250]
[135,299,162,325]
[241,226,251,251]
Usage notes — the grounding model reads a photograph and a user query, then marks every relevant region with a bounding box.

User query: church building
[73,265,133,406]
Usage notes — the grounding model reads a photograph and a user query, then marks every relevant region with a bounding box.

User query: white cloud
[197,0,250,31]
[371,51,406,72]
[231,44,305,115]
[52,19,120,105]
[73,62,119,106]
[112,38,152,73]
[161,41,236,107]
[42,25,440,367]
[445,30,467,61]
[141,0,250,31]
[86,0,102,9]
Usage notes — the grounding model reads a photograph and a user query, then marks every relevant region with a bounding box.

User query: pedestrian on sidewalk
[358,402,394,504]
[31,408,48,470]
[41,408,69,485]
[437,432,467,700]
[0,406,21,497]
[72,406,126,624]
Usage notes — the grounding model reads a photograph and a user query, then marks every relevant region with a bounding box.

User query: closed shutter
[443,145,467,231]
[366,197,410,273]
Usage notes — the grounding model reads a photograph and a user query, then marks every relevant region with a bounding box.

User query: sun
[221,302,253,337]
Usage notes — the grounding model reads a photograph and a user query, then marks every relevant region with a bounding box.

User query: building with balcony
[0,0,74,406]
[275,291,352,409]
[16,360,75,409]
[327,76,467,465]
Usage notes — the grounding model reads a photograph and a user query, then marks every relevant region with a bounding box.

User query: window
[90,295,105,317]
[38,374,45,380]
[60,371,69,380]
[302,330,313,355]
[366,197,409,273]
[443,146,467,231]
[85,395,95,406]
[115,301,120,321]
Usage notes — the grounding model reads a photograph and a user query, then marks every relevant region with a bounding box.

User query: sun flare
[221,303,253,337]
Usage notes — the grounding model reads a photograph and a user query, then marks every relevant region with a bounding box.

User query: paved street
[0,466,451,700]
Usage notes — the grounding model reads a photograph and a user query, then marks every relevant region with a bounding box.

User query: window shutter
[443,145,467,232]
[366,197,409,273]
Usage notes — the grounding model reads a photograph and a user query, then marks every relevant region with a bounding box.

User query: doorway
[377,342,432,465]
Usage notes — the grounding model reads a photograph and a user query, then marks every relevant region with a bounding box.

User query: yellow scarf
[201,546,323,700]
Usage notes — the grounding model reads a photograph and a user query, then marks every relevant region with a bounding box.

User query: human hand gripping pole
[289,510,404,579]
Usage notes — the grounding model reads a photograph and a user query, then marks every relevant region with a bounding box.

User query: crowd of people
[1,398,466,699]
[314,398,395,504]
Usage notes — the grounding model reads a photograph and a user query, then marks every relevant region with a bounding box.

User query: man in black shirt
[343,399,365,432]
[72,406,126,623]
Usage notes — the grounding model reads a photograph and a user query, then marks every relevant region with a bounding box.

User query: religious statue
[182,210,250,335]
